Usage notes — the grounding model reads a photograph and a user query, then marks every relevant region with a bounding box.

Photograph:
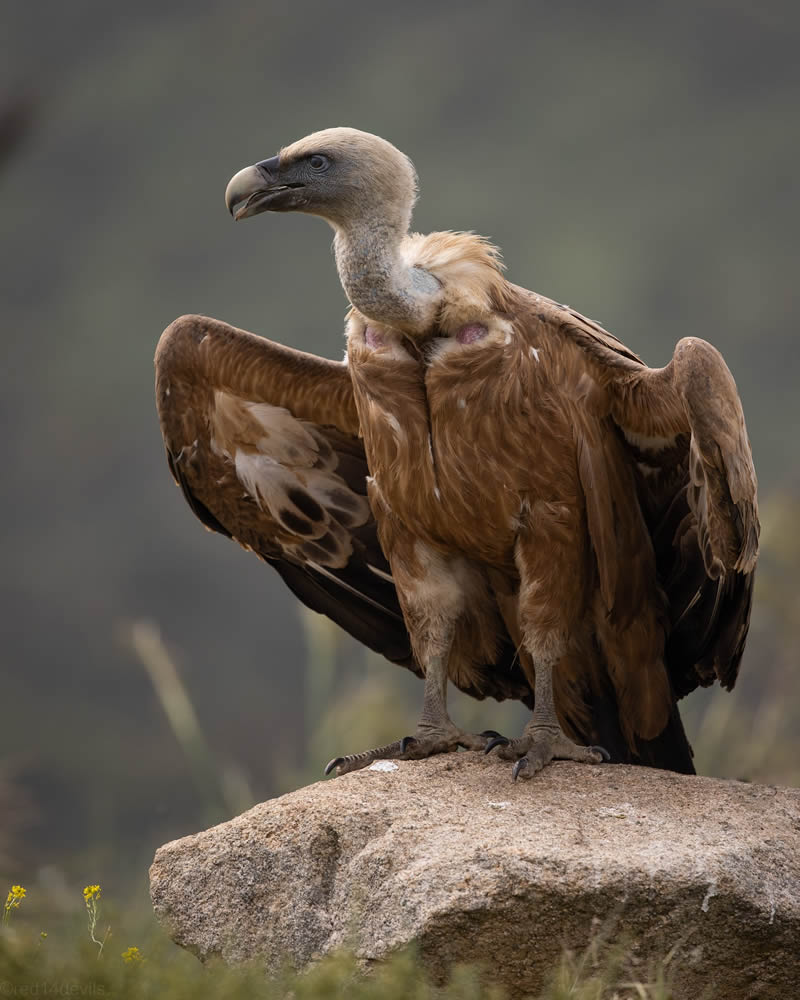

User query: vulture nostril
[255,154,280,179]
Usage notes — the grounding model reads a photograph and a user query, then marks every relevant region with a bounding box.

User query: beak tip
[225,163,269,222]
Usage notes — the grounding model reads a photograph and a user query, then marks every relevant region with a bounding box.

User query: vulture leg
[324,645,499,776]
[496,655,610,780]
[325,545,500,776]
[489,509,609,778]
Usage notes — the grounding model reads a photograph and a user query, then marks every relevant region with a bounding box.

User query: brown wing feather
[573,406,672,743]
[617,339,758,695]
[155,314,414,669]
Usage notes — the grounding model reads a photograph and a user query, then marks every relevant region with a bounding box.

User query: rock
[150,754,800,998]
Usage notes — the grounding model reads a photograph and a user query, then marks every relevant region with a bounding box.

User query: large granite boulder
[150,754,800,998]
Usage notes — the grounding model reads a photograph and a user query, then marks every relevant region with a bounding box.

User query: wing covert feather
[155,314,414,669]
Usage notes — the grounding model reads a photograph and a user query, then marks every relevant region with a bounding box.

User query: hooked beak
[224,155,305,220]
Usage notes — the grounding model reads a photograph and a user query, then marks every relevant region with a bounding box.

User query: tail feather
[577,668,696,775]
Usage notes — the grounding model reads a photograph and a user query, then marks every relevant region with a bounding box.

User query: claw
[512,757,528,781]
[324,756,344,776]
[484,735,511,755]
[324,724,498,778]
[480,729,504,739]
[590,745,611,762]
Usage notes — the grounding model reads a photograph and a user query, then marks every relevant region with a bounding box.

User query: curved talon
[324,725,498,777]
[590,745,611,762]
[484,735,510,755]
[324,756,344,776]
[512,758,528,781]
[480,729,504,739]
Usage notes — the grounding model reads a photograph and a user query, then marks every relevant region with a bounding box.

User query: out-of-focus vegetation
[0,895,681,1000]
[1,0,799,926]
[681,494,800,785]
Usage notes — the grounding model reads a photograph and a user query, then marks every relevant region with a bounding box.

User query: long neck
[333,218,440,334]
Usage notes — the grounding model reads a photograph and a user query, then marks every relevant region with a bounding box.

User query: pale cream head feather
[280,127,419,232]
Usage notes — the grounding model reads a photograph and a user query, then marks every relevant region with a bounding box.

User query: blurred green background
[2,0,799,918]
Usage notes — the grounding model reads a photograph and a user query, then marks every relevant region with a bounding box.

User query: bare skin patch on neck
[455,322,489,344]
[365,325,386,349]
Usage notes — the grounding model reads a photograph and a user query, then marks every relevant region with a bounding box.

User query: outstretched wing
[523,291,758,698]
[155,314,415,669]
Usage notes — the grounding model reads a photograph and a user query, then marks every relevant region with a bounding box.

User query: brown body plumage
[156,128,758,778]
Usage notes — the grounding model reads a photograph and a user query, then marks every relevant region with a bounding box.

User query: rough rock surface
[150,755,800,998]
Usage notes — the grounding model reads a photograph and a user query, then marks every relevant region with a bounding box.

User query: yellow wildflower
[122,946,144,964]
[83,883,109,956]
[3,885,26,923]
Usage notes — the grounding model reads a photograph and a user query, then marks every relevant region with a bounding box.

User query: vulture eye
[309,154,329,171]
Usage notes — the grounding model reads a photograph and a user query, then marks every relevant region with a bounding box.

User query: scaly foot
[325,726,505,777]
[486,725,609,780]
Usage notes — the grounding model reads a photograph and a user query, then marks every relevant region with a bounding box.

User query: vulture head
[225,127,441,333]
[225,127,418,233]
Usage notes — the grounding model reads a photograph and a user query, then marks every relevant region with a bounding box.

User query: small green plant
[2,884,26,925]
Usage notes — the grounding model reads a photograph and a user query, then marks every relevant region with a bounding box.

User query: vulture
[155,128,758,781]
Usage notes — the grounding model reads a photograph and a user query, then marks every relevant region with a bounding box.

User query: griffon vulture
[155,128,758,780]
